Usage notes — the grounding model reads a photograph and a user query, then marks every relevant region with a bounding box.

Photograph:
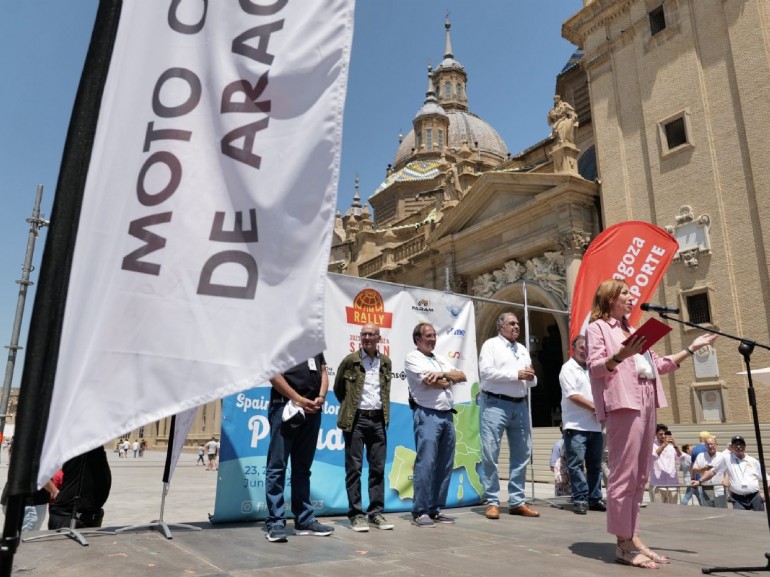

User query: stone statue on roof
[547,95,579,146]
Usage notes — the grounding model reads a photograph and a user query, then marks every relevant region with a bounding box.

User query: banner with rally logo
[31,1,355,486]
[210,273,481,522]
[569,221,679,349]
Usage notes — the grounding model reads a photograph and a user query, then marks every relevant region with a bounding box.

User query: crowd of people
[5,277,765,571]
[115,438,147,458]
[262,280,767,568]
[262,313,542,542]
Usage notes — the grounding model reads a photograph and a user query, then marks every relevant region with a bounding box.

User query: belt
[483,390,526,403]
[731,491,759,501]
[357,409,383,418]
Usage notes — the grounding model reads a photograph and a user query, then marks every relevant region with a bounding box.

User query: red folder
[622,317,672,354]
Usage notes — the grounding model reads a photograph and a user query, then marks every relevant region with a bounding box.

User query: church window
[426,128,433,150]
[649,6,666,36]
[680,285,716,329]
[416,131,422,151]
[664,117,687,149]
[686,292,711,325]
[456,83,463,99]
[445,82,451,98]
[438,130,444,150]
[658,110,692,156]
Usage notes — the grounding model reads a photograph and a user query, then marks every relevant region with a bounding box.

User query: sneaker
[411,514,435,528]
[350,515,369,532]
[265,525,288,542]
[295,520,334,536]
[429,512,456,524]
[573,502,587,515]
[368,513,394,530]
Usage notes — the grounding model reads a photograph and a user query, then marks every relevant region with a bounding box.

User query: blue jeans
[479,393,531,508]
[264,401,322,529]
[563,429,603,505]
[680,485,703,505]
[412,406,455,517]
[701,486,728,508]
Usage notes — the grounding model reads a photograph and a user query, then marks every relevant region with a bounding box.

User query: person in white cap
[723,435,767,511]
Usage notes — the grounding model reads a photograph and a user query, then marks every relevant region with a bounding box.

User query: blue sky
[0,1,581,386]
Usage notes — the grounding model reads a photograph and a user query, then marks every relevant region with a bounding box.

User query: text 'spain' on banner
[211,273,482,522]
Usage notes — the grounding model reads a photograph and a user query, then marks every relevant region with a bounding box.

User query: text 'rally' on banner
[210,274,482,523]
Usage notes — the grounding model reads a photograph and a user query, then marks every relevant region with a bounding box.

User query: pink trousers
[605,381,656,538]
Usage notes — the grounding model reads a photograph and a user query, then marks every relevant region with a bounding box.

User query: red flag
[569,221,679,350]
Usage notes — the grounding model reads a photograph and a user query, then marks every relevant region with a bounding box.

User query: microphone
[641,303,680,314]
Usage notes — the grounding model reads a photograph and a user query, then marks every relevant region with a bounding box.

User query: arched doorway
[475,282,569,427]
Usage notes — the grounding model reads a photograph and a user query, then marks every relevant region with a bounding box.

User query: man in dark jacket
[48,446,111,529]
[334,323,393,532]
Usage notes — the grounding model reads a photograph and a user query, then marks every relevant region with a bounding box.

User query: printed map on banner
[211,274,481,522]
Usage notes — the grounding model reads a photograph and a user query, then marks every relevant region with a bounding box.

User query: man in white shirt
[723,435,767,511]
[478,312,539,519]
[691,436,728,508]
[405,323,466,528]
[559,335,605,514]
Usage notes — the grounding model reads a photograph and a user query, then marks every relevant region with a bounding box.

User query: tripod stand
[115,415,201,539]
[656,311,770,574]
[23,451,115,546]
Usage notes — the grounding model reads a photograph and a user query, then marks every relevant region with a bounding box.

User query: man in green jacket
[334,323,394,532]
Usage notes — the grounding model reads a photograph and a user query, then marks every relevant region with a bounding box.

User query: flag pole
[0,2,122,574]
[0,184,49,466]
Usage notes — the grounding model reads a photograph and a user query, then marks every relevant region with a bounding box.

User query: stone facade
[330,19,601,426]
[564,0,770,424]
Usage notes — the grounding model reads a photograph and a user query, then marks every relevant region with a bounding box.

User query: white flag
[37,0,355,485]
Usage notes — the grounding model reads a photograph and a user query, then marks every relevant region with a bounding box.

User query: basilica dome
[393,109,509,169]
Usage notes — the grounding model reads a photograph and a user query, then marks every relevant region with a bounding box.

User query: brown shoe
[485,504,500,519]
[509,504,540,517]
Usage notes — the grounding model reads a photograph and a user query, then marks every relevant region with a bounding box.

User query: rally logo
[445,327,466,336]
[412,298,434,313]
[345,288,393,328]
[447,351,463,360]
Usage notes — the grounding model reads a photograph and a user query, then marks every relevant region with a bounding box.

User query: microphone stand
[655,311,770,574]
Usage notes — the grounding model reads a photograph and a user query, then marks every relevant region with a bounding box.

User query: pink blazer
[585,317,678,421]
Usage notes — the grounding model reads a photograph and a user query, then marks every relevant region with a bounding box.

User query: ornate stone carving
[664,205,711,269]
[557,230,592,255]
[679,248,700,268]
[471,251,567,304]
[472,272,497,298]
[524,251,567,302]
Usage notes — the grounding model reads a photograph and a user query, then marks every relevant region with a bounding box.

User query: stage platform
[3,449,769,576]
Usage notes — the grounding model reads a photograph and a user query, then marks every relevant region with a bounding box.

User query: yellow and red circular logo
[346,289,393,327]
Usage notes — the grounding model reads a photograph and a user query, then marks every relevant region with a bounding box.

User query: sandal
[639,546,671,564]
[615,540,659,569]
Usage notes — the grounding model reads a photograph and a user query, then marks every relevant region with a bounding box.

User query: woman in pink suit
[586,279,716,569]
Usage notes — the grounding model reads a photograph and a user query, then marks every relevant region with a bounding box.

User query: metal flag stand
[521,281,572,510]
[115,415,202,539]
[23,451,116,547]
[651,311,770,575]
